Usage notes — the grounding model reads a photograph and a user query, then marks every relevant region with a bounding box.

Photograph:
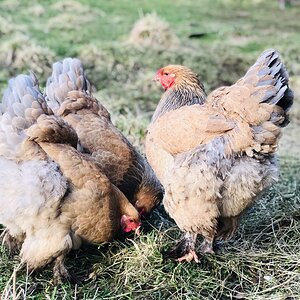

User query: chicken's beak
[135,226,141,236]
[153,73,160,82]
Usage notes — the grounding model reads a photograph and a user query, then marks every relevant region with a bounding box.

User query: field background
[0,0,299,299]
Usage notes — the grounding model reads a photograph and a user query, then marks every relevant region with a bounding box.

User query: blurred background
[0,0,299,299]
[0,0,299,149]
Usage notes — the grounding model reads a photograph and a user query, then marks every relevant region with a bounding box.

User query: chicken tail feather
[45,58,91,112]
[242,49,293,118]
[0,73,51,159]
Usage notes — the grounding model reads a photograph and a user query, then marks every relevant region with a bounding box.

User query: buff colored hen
[0,73,140,282]
[45,58,162,215]
[145,49,293,262]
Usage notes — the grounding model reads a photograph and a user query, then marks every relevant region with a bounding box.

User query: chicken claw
[177,250,199,263]
[216,216,239,241]
[165,232,199,262]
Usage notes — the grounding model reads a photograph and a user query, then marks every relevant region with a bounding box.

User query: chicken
[0,73,140,282]
[45,58,163,214]
[145,49,293,262]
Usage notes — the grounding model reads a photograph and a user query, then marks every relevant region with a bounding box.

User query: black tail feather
[244,49,294,121]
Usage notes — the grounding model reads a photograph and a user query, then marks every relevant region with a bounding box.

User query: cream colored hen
[145,49,293,262]
[0,73,140,282]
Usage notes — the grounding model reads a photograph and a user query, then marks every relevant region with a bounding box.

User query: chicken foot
[200,238,214,255]
[166,232,199,263]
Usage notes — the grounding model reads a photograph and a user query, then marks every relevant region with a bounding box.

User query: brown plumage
[145,49,293,262]
[0,74,140,283]
[45,58,163,214]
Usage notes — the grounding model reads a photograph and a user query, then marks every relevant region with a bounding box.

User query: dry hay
[128,13,179,49]
[47,13,94,30]
[48,0,103,29]
[0,0,20,10]
[0,33,55,78]
[78,43,118,86]
[51,0,103,15]
[25,4,46,17]
[48,0,104,30]
[79,44,115,68]
[0,16,25,37]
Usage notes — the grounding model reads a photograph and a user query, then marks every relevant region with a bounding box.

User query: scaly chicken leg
[167,232,199,263]
[199,238,214,255]
[53,254,71,284]
[216,216,240,241]
[167,231,215,262]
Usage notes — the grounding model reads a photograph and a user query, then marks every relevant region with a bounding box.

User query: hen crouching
[0,74,140,283]
[145,49,293,262]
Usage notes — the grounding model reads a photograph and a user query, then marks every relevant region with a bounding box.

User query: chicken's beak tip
[153,75,160,82]
[135,226,141,236]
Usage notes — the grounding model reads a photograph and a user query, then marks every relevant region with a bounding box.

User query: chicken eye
[164,73,169,76]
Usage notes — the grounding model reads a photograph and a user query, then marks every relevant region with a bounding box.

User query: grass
[0,0,300,299]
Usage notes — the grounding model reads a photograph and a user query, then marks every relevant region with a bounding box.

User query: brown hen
[45,58,163,214]
[0,74,140,283]
[145,49,293,262]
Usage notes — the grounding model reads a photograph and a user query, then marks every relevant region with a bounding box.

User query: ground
[0,0,299,299]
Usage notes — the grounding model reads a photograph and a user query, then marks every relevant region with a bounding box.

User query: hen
[0,73,140,282]
[45,58,163,214]
[145,49,293,262]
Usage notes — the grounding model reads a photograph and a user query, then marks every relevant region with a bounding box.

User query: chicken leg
[216,216,240,241]
[200,238,214,255]
[53,254,70,285]
[166,232,199,263]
